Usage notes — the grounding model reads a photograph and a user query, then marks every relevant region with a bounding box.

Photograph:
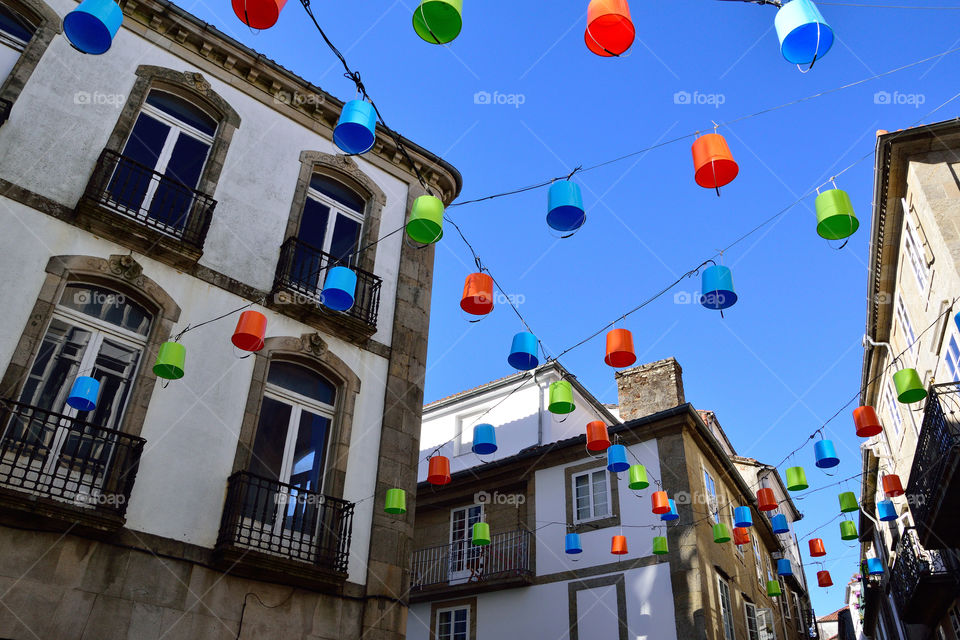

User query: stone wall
[615,358,686,422]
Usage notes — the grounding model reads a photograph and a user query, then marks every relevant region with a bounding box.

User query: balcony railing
[78,149,216,250]
[273,237,382,329]
[0,98,11,127]
[0,399,144,518]
[890,527,960,626]
[906,382,960,549]
[411,528,532,592]
[216,471,354,575]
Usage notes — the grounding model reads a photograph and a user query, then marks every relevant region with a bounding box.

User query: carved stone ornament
[108,254,143,281]
[303,333,327,357]
[190,72,210,93]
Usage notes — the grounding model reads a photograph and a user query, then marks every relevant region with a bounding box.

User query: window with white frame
[757,608,777,640]
[449,505,483,579]
[731,504,743,557]
[745,602,760,640]
[455,411,486,456]
[718,575,736,640]
[896,295,918,355]
[779,579,790,619]
[945,333,960,383]
[752,537,764,588]
[904,213,930,293]
[436,606,470,640]
[883,382,903,437]
[573,469,610,523]
[0,2,34,83]
[704,468,719,523]
[793,593,802,633]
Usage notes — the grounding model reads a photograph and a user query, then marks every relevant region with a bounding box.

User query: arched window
[0,2,34,84]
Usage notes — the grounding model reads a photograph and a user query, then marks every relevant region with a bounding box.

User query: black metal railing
[79,149,216,249]
[273,237,382,328]
[890,527,960,618]
[0,399,144,517]
[216,471,354,574]
[0,98,11,127]
[411,529,532,590]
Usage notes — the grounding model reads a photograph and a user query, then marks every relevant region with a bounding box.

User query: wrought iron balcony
[0,98,11,127]
[76,149,216,258]
[410,528,533,600]
[215,471,354,587]
[272,237,382,330]
[0,398,144,522]
[890,527,960,626]
[906,382,960,549]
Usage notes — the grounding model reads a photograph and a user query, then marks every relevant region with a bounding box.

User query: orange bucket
[692,133,739,190]
[733,527,750,546]
[460,273,494,316]
[427,455,451,485]
[584,0,635,57]
[853,406,883,438]
[882,474,904,497]
[809,538,826,557]
[232,310,267,352]
[586,420,611,452]
[604,328,637,368]
[651,490,670,514]
[757,488,777,511]
[611,534,628,555]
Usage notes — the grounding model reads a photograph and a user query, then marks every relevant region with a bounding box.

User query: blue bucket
[734,506,752,528]
[321,266,357,311]
[334,100,377,155]
[661,499,679,521]
[701,265,737,310]
[565,532,583,554]
[866,557,884,575]
[606,444,629,472]
[955,311,960,334]
[771,513,790,534]
[814,439,839,468]
[546,181,586,232]
[471,423,497,455]
[507,332,539,370]
[774,0,834,65]
[777,558,793,576]
[877,499,897,521]
[63,0,123,55]
[67,376,99,411]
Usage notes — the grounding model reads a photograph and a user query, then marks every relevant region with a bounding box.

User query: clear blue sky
[177,0,960,620]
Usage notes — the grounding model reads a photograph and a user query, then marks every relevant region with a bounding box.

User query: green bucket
[384,488,406,514]
[766,579,782,597]
[815,188,859,240]
[628,464,649,490]
[893,368,927,404]
[412,0,463,44]
[653,536,669,555]
[840,520,858,541]
[786,466,808,491]
[153,341,186,380]
[713,523,731,543]
[406,195,444,244]
[839,491,859,513]
[472,522,490,546]
[548,380,575,414]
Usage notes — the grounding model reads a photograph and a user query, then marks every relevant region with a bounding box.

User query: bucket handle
[585,24,635,58]
[795,22,822,73]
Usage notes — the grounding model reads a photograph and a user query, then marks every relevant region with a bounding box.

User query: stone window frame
[564,458,620,534]
[283,151,386,276]
[0,0,59,112]
[0,254,181,439]
[102,65,241,199]
[567,573,628,640]
[429,597,477,640]
[230,333,360,500]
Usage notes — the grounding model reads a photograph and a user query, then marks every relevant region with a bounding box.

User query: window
[904,213,929,293]
[455,411,486,457]
[745,602,760,640]
[793,594,802,633]
[718,575,736,640]
[732,504,743,557]
[883,383,903,437]
[436,606,469,640]
[0,2,34,84]
[704,468,719,523]
[573,469,610,523]
[752,537,764,588]
[780,580,790,619]
[757,608,777,640]
[896,295,917,354]
[450,505,483,582]
[945,334,960,383]
[949,606,960,637]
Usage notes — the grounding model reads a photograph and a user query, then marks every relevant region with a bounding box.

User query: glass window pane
[59,285,151,336]
[120,112,170,171]
[289,410,329,493]
[18,319,89,411]
[329,214,361,262]
[0,4,34,43]
[309,175,365,212]
[0,41,20,83]
[267,362,335,405]
[249,396,291,480]
[85,338,140,430]
[298,197,330,251]
[592,472,608,517]
[148,133,210,228]
[146,91,217,136]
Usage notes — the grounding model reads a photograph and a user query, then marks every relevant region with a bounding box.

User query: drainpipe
[535,368,544,446]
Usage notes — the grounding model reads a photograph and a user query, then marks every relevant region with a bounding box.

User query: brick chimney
[615,358,685,421]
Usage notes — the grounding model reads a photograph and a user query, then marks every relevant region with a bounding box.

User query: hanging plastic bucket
[893,368,927,404]
[586,420,611,452]
[767,580,782,597]
[877,499,897,521]
[839,491,859,513]
[565,532,583,554]
[153,341,186,380]
[809,538,826,557]
[815,189,858,240]
[549,380,575,414]
[777,559,793,577]
[814,439,839,468]
[692,134,739,190]
[63,0,123,55]
[853,405,883,438]
[384,488,406,514]
[840,520,858,541]
[333,100,377,155]
[882,474,904,497]
[734,506,753,528]
[651,490,669,515]
[774,0,834,65]
[231,0,285,28]
[406,195,444,244]
[584,0,635,57]
[771,513,790,534]
[757,488,777,512]
[507,332,539,370]
[733,527,750,546]
[661,499,679,521]
[232,310,267,352]
[412,0,463,44]
[321,266,357,311]
[607,444,629,472]
[67,376,99,411]
[604,329,637,368]
[713,523,731,543]
[547,181,586,232]
[786,466,808,491]
[866,558,884,575]
[471,424,497,455]
[628,464,649,490]
[461,273,494,316]
[652,536,668,555]
[472,522,491,546]
[427,455,451,485]
[701,265,738,311]
[817,571,833,588]
[611,534,628,555]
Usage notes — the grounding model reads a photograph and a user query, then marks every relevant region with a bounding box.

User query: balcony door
[0,3,33,84]
[108,90,216,233]
[449,504,483,584]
